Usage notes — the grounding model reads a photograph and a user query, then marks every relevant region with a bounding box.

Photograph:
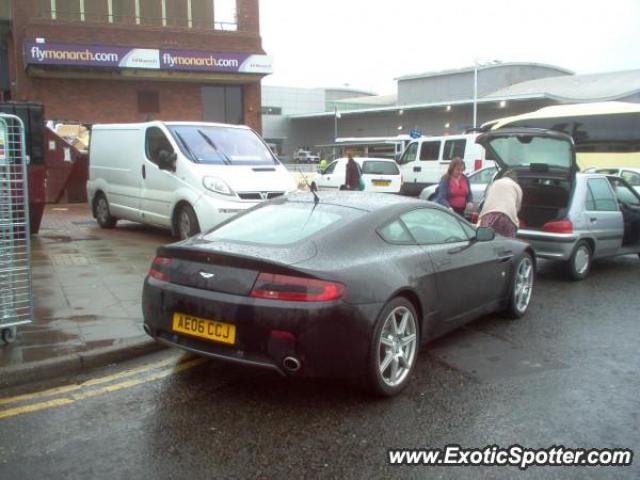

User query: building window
[138,91,160,114]
[202,86,243,125]
[111,0,134,24]
[84,0,109,23]
[214,0,237,31]
[56,0,82,21]
[35,0,237,30]
[166,0,188,27]
[191,0,214,29]
[139,0,162,26]
[261,107,282,116]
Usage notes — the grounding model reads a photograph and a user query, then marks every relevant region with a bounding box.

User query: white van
[87,121,297,239]
[397,133,489,195]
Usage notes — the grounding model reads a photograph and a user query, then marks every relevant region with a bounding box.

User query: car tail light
[250,273,345,302]
[542,219,573,234]
[149,256,172,282]
[474,159,482,171]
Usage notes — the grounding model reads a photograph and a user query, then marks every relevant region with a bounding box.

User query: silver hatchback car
[477,129,640,280]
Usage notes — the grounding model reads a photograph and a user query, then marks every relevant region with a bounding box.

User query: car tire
[175,204,201,240]
[366,297,419,397]
[504,253,535,319]
[567,240,592,281]
[94,193,117,229]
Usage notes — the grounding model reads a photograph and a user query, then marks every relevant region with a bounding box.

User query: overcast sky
[259,0,640,95]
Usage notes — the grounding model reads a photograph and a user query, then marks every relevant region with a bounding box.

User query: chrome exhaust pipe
[282,356,301,372]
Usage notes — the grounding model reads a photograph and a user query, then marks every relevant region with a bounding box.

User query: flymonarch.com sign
[24,41,273,74]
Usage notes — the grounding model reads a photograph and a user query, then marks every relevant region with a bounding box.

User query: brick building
[1,0,269,131]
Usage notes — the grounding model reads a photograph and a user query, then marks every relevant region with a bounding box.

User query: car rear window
[362,161,399,175]
[203,203,359,245]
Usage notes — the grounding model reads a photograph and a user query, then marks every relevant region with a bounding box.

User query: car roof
[284,191,428,212]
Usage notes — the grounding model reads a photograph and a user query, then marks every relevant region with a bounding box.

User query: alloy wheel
[377,306,417,387]
[96,197,109,224]
[574,245,590,275]
[514,256,534,313]
[178,210,192,239]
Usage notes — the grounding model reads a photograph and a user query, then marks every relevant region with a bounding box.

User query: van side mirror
[158,150,177,171]
[475,226,495,242]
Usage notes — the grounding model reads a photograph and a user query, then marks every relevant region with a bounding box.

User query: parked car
[419,164,497,203]
[397,133,491,196]
[87,121,297,240]
[583,167,640,194]
[311,157,402,193]
[477,128,640,280]
[293,150,320,164]
[143,191,536,396]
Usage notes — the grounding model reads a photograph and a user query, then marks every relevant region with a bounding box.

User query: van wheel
[94,193,117,229]
[567,241,592,280]
[176,204,200,240]
[366,297,419,397]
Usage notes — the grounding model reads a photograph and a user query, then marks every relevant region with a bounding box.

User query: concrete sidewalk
[0,204,173,388]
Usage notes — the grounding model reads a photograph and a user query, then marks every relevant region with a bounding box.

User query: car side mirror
[158,150,177,171]
[475,226,495,242]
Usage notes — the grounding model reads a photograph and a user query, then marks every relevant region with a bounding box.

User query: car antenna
[297,167,319,205]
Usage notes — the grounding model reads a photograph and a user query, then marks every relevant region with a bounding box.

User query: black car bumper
[142,277,384,379]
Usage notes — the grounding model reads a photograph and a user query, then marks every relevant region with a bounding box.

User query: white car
[419,165,497,203]
[583,167,640,194]
[311,157,402,193]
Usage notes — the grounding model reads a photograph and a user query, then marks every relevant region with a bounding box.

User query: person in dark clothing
[435,157,473,216]
[344,155,362,190]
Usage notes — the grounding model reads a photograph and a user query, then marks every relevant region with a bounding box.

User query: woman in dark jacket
[435,157,473,216]
[345,155,362,190]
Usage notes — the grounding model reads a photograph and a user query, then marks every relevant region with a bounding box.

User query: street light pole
[473,60,478,129]
[334,105,341,159]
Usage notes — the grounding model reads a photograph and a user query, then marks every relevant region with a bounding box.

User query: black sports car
[143,192,535,396]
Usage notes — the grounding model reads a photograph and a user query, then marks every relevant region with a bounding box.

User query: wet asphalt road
[0,256,639,479]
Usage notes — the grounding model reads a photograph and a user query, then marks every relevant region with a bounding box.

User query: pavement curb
[0,337,167,390]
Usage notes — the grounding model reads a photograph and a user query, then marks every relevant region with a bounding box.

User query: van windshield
[167,125,278,166]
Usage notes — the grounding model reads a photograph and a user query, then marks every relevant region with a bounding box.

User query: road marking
[0,357,207,420]
[0,354,191,407]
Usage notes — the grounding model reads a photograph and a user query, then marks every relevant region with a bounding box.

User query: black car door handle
[413,166,421,172]
[142,164,146,179]
[590,217,597,223]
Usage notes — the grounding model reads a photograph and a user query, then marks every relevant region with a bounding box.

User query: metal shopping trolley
[0,113,33,344]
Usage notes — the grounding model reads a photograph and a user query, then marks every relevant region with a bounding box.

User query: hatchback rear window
[204,203,358,245]
[362,161,399,175]
[487,136,572,169]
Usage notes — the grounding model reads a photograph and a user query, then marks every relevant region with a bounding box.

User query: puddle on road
[429,329,568,382]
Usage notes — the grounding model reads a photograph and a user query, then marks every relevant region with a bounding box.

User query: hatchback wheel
[504,253,534,318]
[176,204,200,240]
[94,193,117,229]
[568,241,592,280]
[367,297,419,396]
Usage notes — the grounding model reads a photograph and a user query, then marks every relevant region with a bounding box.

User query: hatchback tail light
[250,273,345,302]
[149,256,172,282]
[542,219,573,234]
[474,159,483,171]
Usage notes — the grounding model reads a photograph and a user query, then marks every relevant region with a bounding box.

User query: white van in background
[397,133,489,195]
[87,121,297,239]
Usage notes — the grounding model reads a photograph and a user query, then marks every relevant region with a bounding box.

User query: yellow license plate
[172,313,236,345]
[372,180,391,186]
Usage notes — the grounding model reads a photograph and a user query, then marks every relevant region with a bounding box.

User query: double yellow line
[0,354,207,420]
